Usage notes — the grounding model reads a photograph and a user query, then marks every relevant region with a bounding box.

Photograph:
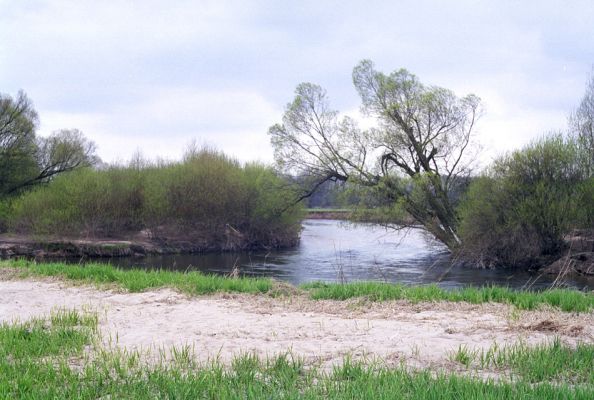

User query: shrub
[6,148,303,249]
[458,134,591,268]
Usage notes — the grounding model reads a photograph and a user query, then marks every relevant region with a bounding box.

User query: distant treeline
[0,148,303,250]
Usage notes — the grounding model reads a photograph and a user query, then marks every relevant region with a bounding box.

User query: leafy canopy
[269,60,481,249]
[0,90,97,198]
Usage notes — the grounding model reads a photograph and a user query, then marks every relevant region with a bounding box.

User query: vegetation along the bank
[1,308,593,399]
[303,281,594,312]
[3,259,593,312]
[0,147,303,251]
[270,62,594,269]
[2,63,593,269]
[458,134,594,268]
[1,259,272,295]
[1,90,303,250]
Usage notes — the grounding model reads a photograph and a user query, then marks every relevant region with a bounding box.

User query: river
[99,219,593,290]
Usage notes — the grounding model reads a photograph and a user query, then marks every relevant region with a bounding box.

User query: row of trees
[270,61,593,268]
[2,62,591,263]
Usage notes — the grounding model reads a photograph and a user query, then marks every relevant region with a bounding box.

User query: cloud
[2,0,593,166]
[38,88,281,163]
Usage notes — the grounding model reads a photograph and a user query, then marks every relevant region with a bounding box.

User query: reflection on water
[96,220,593,290]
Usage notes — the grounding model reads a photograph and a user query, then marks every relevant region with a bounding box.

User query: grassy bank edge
[1,309,593,399]
[302,281,594,312]
[0,259,273,295]
[1,259,593,312]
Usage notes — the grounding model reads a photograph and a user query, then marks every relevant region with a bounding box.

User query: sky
[1,0,593,167]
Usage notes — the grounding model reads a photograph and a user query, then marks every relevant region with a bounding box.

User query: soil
[540,231,594,277]
[0,227,297,259]
[1,274,592,369]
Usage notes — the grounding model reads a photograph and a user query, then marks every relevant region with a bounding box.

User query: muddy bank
[1,275,592,369]
[540,231,594,277]
[541,252,594,277]
[0,229,299,259]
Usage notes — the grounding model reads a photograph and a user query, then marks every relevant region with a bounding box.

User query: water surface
[98,220,593,290]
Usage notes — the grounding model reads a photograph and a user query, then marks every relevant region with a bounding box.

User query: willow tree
[269,60,481,249]
[0,91,98,198]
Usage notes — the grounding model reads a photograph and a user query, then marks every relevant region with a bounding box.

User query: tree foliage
[0,91,39,196]
[458,134,593,267]
[0,91,97,198]
[6,148,303,249]
[269,60,481,249]
[458,69,594,268]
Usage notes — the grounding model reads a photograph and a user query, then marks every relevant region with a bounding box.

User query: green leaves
[459,134,593,267]
[0,91,97,201]
[5,147,303,249]
[271,60,481,250]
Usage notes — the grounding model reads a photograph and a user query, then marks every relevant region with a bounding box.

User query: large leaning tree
[0,90,98,198]
[269,60,481,250]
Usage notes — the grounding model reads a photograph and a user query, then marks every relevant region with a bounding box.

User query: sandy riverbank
[1,274,592,370]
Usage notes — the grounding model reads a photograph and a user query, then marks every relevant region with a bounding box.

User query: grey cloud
[1,0,592,164]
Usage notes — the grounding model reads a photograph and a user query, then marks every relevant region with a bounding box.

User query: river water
[101,219,593,290]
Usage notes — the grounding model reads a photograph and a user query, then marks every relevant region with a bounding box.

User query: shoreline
[2,259,593,311]
[306,209,352,220]
[1,222,592,280]
[2,272,592,370]
[0,231,299,259]
[2,262,593,398]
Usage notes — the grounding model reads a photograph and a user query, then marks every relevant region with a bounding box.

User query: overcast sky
[1,0,593,166]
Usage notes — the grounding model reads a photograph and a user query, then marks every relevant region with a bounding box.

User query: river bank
[2,276,592,369]
[1,262,593,398]
[4,259,593,310]
[2,221,593,292]
[306,209,352,220]
[0,226,300,259]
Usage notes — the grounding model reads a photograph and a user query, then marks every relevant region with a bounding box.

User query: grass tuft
[478,338,594,384]
[301,281,594,312]
[0,309,96,361]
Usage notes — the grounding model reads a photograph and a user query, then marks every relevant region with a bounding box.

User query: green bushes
[458,134,593,267]
[5,148,303,249]
[7,167,146,236]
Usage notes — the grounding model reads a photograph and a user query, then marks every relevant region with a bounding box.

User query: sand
[1,276,592,369]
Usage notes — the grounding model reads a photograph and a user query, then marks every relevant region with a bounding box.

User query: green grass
[0,309,97,360]
[1,259,272,295]
[301,281,594,312]
[1,311,592,399]
[2,259,594,312]
[475,338,594,384]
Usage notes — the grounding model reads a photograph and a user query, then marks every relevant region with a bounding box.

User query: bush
[458,134,592,268]
[6,148,303,249]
